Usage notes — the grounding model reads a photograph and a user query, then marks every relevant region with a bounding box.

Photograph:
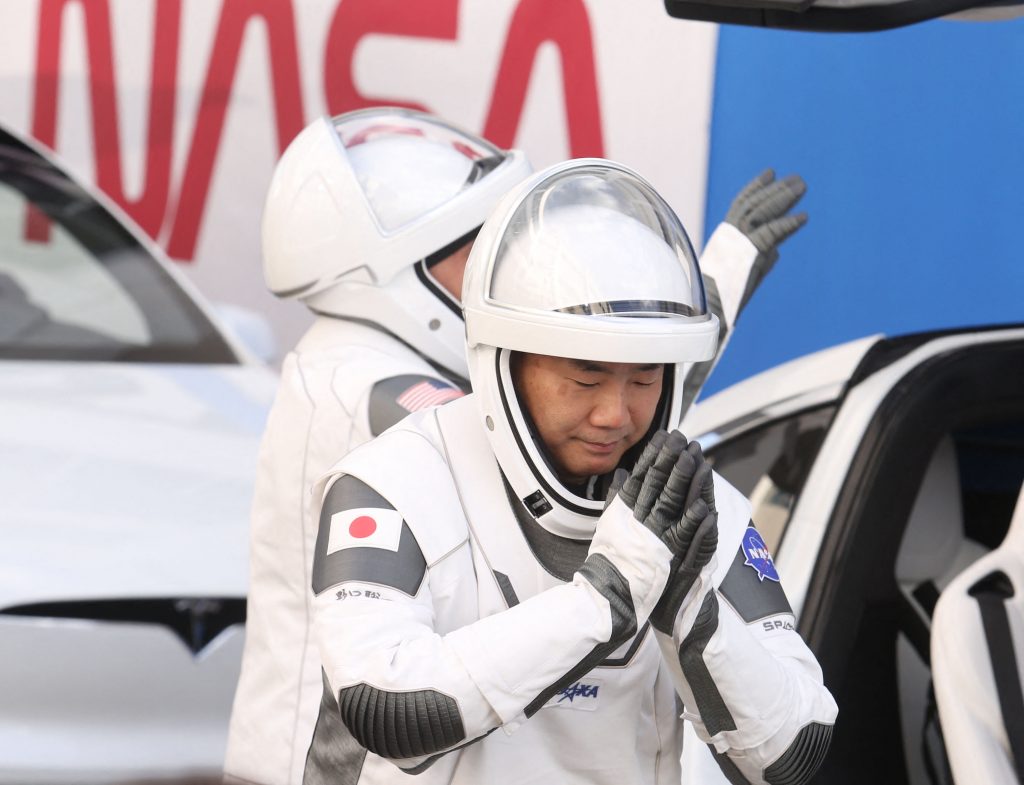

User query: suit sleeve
[656,483,838,785]
[679,223,760,415]
[311,473,646,773]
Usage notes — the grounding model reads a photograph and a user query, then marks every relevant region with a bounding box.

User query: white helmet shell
[463,159,719,538]
[261,108,532,377]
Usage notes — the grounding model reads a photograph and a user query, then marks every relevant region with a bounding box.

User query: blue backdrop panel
[702,17,1024,395]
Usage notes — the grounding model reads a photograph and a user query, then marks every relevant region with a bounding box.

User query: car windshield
[0,137,236,363]
[705,405,837,553]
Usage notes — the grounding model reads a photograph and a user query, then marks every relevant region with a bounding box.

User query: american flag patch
[396,379,463,412]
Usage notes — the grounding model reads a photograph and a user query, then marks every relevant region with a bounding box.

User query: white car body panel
[0,361,275,782]
[0,123,280,782]
[0,620,245,783]
[0,362,276,606]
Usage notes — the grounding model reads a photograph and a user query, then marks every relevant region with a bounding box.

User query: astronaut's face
[512,353,664,486]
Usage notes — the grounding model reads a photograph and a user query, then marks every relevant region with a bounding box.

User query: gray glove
[613,429,688,531]
[581,429,684,646]
[648,441,718,635]
[725,169,807,312]
[598,431,717,635]
[585,430,698,632]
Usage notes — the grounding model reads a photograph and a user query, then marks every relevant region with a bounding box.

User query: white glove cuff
[588,496,673,620]
[699,222,758,326]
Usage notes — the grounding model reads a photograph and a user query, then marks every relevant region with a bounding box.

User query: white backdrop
[0,0,718,356]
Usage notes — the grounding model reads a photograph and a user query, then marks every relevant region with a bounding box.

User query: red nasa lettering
[28,0,605,259]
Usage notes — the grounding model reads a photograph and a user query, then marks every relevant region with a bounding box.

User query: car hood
[0,361,277,608]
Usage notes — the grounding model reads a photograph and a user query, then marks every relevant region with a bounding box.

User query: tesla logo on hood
[741,525,780,583]
[173,598,245,654]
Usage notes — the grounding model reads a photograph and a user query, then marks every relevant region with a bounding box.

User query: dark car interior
[802,335,1024,784]
[705,330,1024,784]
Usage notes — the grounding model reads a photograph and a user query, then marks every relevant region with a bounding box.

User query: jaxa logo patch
[545,680,602,712]
[741,525,780,582]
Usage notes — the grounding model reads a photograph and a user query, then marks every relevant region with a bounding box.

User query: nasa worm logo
[742,525,780,582]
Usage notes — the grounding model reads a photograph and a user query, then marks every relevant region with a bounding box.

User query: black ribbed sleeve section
[764,722,834,785]
[337,683,466,760]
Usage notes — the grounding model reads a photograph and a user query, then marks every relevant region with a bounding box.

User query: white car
[684,325,1024,785]
[0,127,277,782]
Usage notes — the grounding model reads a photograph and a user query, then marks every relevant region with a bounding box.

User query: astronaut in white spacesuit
[225,106,806,784]
[224,109,533,785]
[308,159,836,785]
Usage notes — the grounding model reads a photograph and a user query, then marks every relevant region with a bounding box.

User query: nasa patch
[741,525,780,582]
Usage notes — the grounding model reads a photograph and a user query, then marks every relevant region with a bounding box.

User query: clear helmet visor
[488,165,706,321]
[332,109,506,233]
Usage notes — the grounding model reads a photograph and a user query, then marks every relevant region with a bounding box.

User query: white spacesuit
[309,160,837,785]
[223,109,532,785]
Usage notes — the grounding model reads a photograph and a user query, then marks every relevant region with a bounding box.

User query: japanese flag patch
[327,508,404,554]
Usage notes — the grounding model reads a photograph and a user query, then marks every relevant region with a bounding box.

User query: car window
[0,140,237,363]
[704,405,836,552]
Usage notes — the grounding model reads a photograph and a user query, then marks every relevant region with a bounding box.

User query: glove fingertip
[674,449,696,473]
[665,429,687,450]
[619,473,643,506]
[631,430,667,477]
[782,173,806,193]
[644,430,668,458]
[604,467,629,508]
